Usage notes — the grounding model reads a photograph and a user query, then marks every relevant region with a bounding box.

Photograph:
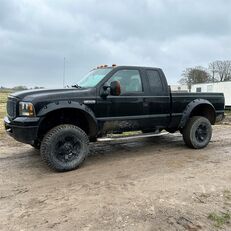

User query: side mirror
[103,83,110,91]
[101,83,110,98]
[110,81,121,96]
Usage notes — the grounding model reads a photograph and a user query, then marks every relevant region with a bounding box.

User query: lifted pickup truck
[4,65,225,171]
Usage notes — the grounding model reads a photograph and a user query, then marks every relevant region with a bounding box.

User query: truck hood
[10,88,95,102]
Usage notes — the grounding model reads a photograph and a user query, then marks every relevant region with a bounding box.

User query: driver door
[95,68,146,132]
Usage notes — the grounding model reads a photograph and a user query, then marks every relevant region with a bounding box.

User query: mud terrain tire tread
[183,116,212,149]
[40,124,89,172]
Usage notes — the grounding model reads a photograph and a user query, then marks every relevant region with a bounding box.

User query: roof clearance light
[112,64,117,67]
[104,65,108,67]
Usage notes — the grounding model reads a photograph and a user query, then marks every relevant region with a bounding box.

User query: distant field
[0,90,12,136]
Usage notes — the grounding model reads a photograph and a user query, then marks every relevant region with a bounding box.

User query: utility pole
[63,57,66,88]
[212,63,215,83]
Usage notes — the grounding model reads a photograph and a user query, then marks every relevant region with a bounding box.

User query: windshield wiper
[71,84,82,89]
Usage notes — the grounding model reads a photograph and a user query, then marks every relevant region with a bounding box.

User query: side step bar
[97,132,169,142]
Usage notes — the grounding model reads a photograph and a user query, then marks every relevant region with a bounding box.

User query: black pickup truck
[4,65,225,171]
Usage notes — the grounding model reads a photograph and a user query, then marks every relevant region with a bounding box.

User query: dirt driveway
[0,125,231,231]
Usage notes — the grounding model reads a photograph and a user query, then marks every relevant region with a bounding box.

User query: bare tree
[179,66,211,91]
[209,60,231,82]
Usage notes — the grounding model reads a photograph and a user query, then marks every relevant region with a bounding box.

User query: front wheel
[40,124,89,172]
[182,116,212,149]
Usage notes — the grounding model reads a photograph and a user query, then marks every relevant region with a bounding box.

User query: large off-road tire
[182,116,212,149]
[40,124,89,172]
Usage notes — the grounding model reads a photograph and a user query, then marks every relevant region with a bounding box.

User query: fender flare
[178,99,216,129]
[37,101,98,137]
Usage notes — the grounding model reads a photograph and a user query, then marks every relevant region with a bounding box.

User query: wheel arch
[179,99,216,129]
[37,101,98,139]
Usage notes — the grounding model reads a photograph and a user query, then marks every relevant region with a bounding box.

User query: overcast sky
[0,0,231,88]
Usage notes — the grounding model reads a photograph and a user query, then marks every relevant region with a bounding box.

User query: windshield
[77,68,112,88]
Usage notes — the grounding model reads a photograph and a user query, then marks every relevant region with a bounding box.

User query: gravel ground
[0,125,231,231]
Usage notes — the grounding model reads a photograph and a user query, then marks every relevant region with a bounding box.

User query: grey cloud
[0,0,231,87]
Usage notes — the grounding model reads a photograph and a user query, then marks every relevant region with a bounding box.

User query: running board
[97,132,169,142]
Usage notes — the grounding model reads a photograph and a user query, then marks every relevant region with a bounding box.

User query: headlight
[19,102,36,117]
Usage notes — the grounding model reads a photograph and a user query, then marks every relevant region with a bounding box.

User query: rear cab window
[146,69,165,95]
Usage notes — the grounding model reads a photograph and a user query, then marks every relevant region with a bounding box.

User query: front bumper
[4,116,40,144]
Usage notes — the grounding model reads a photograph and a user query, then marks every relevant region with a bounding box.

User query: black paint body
[4,66,225,144]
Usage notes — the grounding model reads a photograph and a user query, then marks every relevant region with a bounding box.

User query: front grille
[7,98,17,118]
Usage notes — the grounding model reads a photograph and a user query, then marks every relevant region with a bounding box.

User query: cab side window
[146,70,164,95]
[108,70,143,95]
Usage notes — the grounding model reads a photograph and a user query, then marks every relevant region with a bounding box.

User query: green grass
[208,212,231,228]
[0,91,12,136]
[225,110,231,116]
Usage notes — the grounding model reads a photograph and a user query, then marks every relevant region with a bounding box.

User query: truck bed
[170,92,225,127]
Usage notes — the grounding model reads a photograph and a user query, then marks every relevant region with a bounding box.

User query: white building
[191,81,231,108]
[170,84,189,92]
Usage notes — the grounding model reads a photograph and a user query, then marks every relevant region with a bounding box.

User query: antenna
[63,57,66,88]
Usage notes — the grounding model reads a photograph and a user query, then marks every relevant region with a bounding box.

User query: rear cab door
[143,68,171,128]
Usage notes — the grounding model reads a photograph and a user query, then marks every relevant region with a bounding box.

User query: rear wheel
[182,116,212,149]
[40,124,89,172]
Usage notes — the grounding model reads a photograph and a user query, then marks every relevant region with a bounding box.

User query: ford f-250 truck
[4,65,225,171]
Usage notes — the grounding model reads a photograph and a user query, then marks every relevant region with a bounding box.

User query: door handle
[144,101,149,107]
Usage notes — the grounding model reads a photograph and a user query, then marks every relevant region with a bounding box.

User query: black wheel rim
[54,135,82,162]
[195,123,209,143]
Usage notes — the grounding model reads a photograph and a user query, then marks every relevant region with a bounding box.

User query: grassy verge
[225,110,231,116]
[0,91,12,137]
[208,212,230,228]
